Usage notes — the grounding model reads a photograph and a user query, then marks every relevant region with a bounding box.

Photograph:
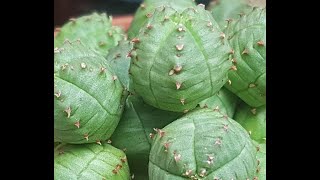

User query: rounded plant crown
[127,0,196,39]
[54,12,124,57]
[130,5,232,112]
[224,7,266,107]
[54,41,125,144]
[54,143,130,180]
[149,108,257,179]
[234,102,266,143]
[111,94,183,177]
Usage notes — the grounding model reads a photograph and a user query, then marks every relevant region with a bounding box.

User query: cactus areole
[54,41,126,144]
[130,5,232,112]
[149,108,257,179]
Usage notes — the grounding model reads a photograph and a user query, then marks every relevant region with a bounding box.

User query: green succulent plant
[54,41,126,144]
[111,94,183,179]
[234,102,266,143]
[54,143,130,180]
[127,0,196,39]
[130,5,232,112]
[54,12,124,57]
[199,87,239,118]
[149,108,257,179]
[224,7,266,107]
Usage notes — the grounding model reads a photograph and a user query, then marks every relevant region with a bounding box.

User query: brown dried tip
[251,108,257,115]
[213,106,220,112]
[112,75,118,81]
[140,3,146,9]
[96,140,102,145]
[253,177,258,180]
[120,157,127,163]
[54,47,60,53]
[176,44,184,51]
[54,90,61,98]
[184,170,192,176]
[131,38,140,43]
[174,65,182,72]
[174,153,181,162]
[230,65,237,71]
[74,121,80,128]
[231,58,237,64]
[80,62,87,69]
[207,21,212,27]
[163,142,170,152]
[149,133,155,139]
[178,26,184,32]
[146,24,153,29]
[164,16,169,20]
[180,99,185,105]
[220,33,226,39]
[84,134,89,141]
[223,124,229,131]
[64,106,71,118]
[107,139,112,144]
[199,169,206,177]
[100,67,106,73]
[229,49,235,54]
[183,109,189,113]
[242,49,249,55]
[215,138,222,145]
[99,41,106,46]
[176,82,182,90]
[257,40,264,46]
[168,69,175,76]
[146,13,152,18]
[249,83,256,88]
[225,18,233,23]
[108,31,113,37]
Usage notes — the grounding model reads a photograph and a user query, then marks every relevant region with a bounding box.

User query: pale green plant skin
[111,95,183,179]
[149,108,257,179]
[130,5,232,112]
[252,141,266,180]
[127,0,196,39]
[234,102,266,143]
[199,87,239,118]
[54,12,124,57]
[54,143,130,180]
[54,41,126,144]
[224,7,266,107]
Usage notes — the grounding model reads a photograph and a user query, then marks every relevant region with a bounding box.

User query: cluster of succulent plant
[54,0,266,179]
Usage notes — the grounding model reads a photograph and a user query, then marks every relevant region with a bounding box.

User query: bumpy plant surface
[111,95,182,179]
[199,87,239,118]
[253,141,266,180]
[54,143,130,180]
[234,102,266,143]
[209,0,251,28]
[149,108,257,179]
[54,12,124,57]
[54,41,126,144]
[130,5,232,112]
[127,0,196,39]
[224,7,266,107]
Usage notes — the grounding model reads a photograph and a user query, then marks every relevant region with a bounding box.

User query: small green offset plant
[54,143,130,180]
[130,4,232,112]
[149,108,257,179]
[54,41,126,144]
[54,12,124,57]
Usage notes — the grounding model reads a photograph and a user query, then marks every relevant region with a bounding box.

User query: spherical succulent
[130,5,233,112]
[111,94,183,178]
[54,143,130,180]
[149,108,257,179]
[54,12,124,57]
[127,0,196,39]
[234,102,266,143]
[54,41,126,144]
[199,87,239,118]
[224,7,266,107]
